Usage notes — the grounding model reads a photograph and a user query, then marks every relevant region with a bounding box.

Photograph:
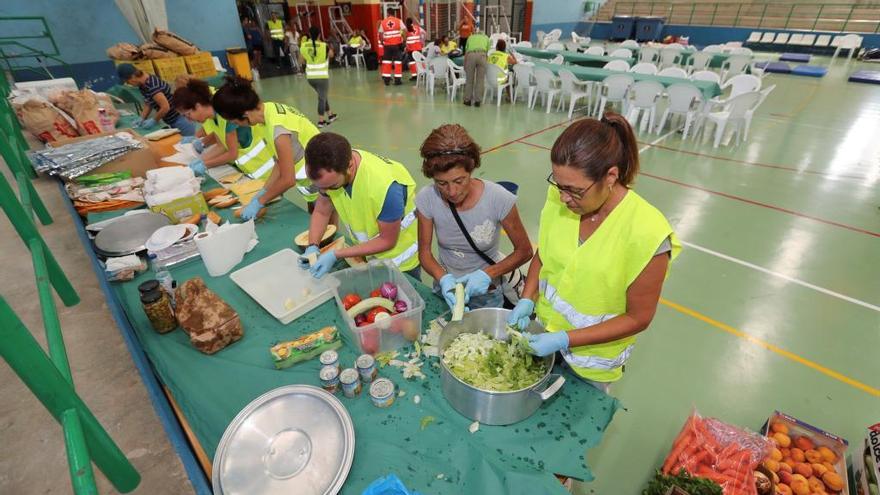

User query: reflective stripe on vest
[306,60,329,78]
[382,17,403,44]
[247,155,276,179]
[237,139,267,166]
[352,210,416,242]
[268,20,284,40]
[302,41,329,79]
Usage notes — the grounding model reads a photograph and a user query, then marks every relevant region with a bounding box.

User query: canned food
[369,378,395,408]
[319,365,340,394]
[355,354,378,383]
[339,368,362,398]
[319,349,340,371]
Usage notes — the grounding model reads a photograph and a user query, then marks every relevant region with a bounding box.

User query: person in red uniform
[404,17,424,81]
[380,13,405,85]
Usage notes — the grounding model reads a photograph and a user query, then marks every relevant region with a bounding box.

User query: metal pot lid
[212,385,355,495]
[94,212,171,256]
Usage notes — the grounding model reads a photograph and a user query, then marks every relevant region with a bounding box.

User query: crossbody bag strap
[447,200,496,266]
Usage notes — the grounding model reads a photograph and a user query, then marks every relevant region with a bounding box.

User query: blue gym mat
[849,70,880,84]
[765,62,792,74]
[780,53,811,63]
[791,65,827,77]
[754,61,769,69]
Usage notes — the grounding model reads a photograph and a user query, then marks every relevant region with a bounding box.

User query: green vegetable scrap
[642,469,723,495]
[442,331,546,392]
[375,351,399,368]
[420,416,436,430]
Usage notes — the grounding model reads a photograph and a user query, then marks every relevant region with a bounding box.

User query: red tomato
[365,307,390,323]
[342,293,362,310]
[369,289,382,298]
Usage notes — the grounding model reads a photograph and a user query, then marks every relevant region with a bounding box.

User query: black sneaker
[474,102,481,108]
[384,79,390,86]
[328,114,338,123]
[394,79,402,85]
[410,76,417,81]
[463,100,472,106]
[317,120,328,128]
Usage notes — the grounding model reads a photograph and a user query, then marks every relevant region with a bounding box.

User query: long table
[514,46,635,67]
[532,61,722,100]
[626,46,735,69]
[81,167,620,493]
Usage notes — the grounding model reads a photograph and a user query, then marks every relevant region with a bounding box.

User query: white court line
[639,129,678,153]
[680,240,880,313]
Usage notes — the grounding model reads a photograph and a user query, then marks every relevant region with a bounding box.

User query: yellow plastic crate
[151,57,188,82]
[113,59,155,75]
[183,52,217,78]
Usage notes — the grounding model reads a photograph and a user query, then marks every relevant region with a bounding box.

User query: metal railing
[0,74,140,494]
[606,2,880,33]
[0,16,72,79]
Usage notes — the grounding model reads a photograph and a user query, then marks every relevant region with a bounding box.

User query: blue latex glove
[298,245,320,269]
[238,189,266,221]
[133,117,145,127]
[527,331,570,357]
[309,250,337,279]
[456,269,491,300]
[506,298,535,330]
[181,136,205,153]
[438,273,459,310]
[363,474,424,495]
[188,158,206,175]
[140,117,156,128]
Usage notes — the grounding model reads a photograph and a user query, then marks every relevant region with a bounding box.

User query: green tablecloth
[514,46,635,68]
[532,61,722,100]
[627,46,734,69]
[91,180,620,493]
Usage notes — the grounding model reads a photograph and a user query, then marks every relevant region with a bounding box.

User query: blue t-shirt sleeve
[377,182,407,223]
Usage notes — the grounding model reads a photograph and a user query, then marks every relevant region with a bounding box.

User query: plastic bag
[152,28,199,55]
[106,42,141,60]
[661,410,773,495]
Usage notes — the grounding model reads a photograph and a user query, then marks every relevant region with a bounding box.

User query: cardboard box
[52,129,160,179]
[149,194,208,224]
[762,411,850,495]
[854,423,880,495]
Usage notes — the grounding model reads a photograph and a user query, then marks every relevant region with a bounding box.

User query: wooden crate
[113,59,155,75]
[183,52,217,79]
[151,57,188,82]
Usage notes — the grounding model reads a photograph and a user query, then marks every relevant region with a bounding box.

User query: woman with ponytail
[298,26,337,128]
[507,113,680,393]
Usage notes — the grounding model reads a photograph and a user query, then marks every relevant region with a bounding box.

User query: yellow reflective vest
[301,40,329,79]
[325,150,419,271]
[268,19,284,40]
[536,187,680,382]
[487,51,510,84]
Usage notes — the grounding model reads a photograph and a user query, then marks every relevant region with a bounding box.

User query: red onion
[379,282,398,300]
[393,300,408,313]
[354,314,366,326]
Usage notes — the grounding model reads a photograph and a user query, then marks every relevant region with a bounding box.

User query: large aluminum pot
[439,308,565,425]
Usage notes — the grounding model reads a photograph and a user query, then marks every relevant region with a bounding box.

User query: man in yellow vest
[487,39,517,86]
[301,132,420,279]
[267,11,286,67]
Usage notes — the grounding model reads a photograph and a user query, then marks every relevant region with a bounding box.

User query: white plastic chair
[666,43,685,51]
[535,31,546,48]
[833,34,862,60]
[744,84,775,140]
[629,62,658,75]
[702,44,723,53]
[759,32,776,43]
[610,48,633,58]
[584,46,605,56]
[658,48,683,68]
[656,83,702,137]
[701,91,761,148]
[638,47,659,63]
[411,51,429,88]
[564,41,581,52]
[549,54,564,65]
[603,60,631,71]
[594,73,634,118]
[511,63,535,104]
[658,67,688,78]
[483,64,513,107]
[798,34,816,47]
[814,34,831,48]
[446,59,467,101]
[529,66,561,113]
[625,80,664,133]
[556,68,594,119]
[685,51,712,73]
[691,70,721,84]
[730,47,753,56]
[721,55,752,83]
[572,32,591,47]
[546,42,565,51]
[541,28,562,49]
[427,56,449,96]
[514,40,533,48]
[721,73,761,99]
[620,40,640,49]
[746,32,762,43]
[773,33,790,46]
[789,34,804,46]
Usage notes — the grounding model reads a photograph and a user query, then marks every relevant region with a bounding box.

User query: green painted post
[758,3,769,28]
[784,4,796,29]
[710,3,719,25]
[733,4,742,27]
[29,237,74,381]
[669,4,675,23]
[842,5,855,31]
[811,4,825,32]
[0,171,78,306]
[688,3,696,24]
[0,297,141,493]
[0,131,53,225]
[62,409,99,495]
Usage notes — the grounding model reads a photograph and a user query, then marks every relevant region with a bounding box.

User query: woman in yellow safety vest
[299,26,338,128]
[300,132,421,280]
[507,113,680,393]
[172,79,246,176]
[212,76,321,220]
[487,39,517,85]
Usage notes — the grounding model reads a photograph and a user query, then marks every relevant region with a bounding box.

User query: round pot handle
[535,374,565,401]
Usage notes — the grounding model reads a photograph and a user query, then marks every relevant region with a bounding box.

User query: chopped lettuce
[442,331,546,392]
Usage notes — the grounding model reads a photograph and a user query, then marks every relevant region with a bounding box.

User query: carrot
[662,431,693,474]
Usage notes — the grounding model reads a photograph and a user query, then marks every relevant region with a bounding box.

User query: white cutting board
[230,249,340,324]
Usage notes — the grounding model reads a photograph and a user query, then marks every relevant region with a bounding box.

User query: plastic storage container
[330,260,425,355]
[611,15,636,41]
[226,48,252,80]
[636,16,666,42]
[152,57,188,81]
[183,52,217,79]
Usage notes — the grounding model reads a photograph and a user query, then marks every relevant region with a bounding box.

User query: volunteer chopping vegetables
[416,124,532,310]
[300,132,420,279]
[212,76,321,220]
[507,114,680,392]
[172,79,248,175]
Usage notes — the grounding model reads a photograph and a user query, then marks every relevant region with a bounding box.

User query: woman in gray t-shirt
[416,124,533,310]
